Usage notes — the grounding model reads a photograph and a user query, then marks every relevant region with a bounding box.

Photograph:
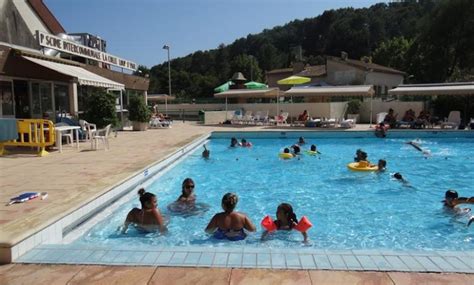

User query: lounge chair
[230,110,243,124]
[271,112,288,125]
[340,118,356,128]
[241,111,253,124]
[320,118,338,128]
[441,111,461,129]
[376,112,388,124]
[149,117,171,128]
[253,110,269,125]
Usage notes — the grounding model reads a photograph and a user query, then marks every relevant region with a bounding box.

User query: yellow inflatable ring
[347,162,378,172]
[279,153,294,159]
[305,150,320,156]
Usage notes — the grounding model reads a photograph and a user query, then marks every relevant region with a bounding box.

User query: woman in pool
[291,144,301,155]
[230,137,239,147]
[376,159,387,172]
[121,188,167,234]
[177,178,196,203]
[205,193,256,241]
[202,145,210,159]
[298,137,306,145]
[261,203,309,243]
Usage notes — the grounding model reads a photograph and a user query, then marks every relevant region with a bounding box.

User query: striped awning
[22,56,124,89]
[214,88,281,98]
[284,85,374,97]
[389,83,474,96]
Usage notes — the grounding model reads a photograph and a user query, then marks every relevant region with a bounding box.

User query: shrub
[83,90,118,128]
[347,99,361,114]
[128,94,151,122]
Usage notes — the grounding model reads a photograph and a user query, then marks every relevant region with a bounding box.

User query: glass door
[0,80,15,118]
[31,82,54,120]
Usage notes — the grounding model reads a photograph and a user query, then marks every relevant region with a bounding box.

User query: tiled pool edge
[10,130,474,273]
[2,133,210,264]
[15,245,474,273]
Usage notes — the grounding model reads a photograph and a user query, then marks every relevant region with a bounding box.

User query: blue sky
[45,0,385,68]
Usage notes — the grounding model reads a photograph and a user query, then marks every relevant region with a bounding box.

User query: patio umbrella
[277,75,311,85]
[214,81,234,93]
[277,75,311,124]
[244,81,268,89]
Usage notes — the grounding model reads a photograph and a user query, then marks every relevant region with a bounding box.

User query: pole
[369,91,373,128]
[225,96,228,120]
[166,48,171,116]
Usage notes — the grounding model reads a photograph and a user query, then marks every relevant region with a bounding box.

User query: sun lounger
[149,118,171,128]
[340,118,356,128]
[320,118,338,128]
[441,111,461,129]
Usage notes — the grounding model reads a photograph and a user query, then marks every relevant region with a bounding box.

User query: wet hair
[284,147,290,153]
[378,159,387,167]
[310,145,316,151]
[299,137,305,143]
[360,151,368,160]
[231,137,238,146]
[394,172,403,180]
[356,149,362,154]
[276,203,298,229]
[379,122,385,127]
[138,188,156,209]
[292,145,301,154]
[181,178,195,196]
[241,139,247,144]
[445,190,458,199]
[222,192,238,212]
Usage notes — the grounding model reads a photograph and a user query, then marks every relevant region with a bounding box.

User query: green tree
[230,54,263,82]
[373,37,412,71]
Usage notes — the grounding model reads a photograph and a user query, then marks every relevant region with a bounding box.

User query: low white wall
[204,111,235,124]
[360,99,424,123]
[155,100,425,124]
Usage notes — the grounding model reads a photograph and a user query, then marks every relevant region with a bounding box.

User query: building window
[0,81,14,116]
[54,84,69,115]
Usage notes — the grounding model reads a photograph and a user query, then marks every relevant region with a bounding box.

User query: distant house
[266,53,405,97]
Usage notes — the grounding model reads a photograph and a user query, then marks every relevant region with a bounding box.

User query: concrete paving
[0,264,472,285]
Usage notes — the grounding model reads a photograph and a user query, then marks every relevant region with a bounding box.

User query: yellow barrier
[0,119,56,157]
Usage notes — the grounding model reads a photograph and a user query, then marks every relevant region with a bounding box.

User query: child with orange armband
[261,203,311,243]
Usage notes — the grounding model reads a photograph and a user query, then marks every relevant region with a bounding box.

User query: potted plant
[128,94,151,131]
[346,99,361,122]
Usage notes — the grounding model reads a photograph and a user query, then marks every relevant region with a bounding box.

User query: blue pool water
[74,136,474,251]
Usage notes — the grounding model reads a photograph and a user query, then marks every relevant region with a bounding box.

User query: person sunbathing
[383,108,398,128]
[297,110,309,121]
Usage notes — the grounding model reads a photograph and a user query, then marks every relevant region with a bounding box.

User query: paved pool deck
[1,122,473,281]
[0,264,473,285]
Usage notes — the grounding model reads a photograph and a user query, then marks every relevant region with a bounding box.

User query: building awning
[22,56,125,89]
[389,83,474,96]
[214,88,281,99]
[284,85,374,97]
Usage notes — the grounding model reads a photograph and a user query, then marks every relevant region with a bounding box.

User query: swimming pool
[71,133,474,252]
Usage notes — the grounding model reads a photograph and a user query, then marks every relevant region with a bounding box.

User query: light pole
[162,44,171,116]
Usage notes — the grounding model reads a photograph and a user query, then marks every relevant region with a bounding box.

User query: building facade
[0,0,149,120]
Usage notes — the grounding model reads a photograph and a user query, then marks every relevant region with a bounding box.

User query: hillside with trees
[139,0,473,100]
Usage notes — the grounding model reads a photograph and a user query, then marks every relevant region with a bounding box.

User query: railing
[0,119,56,157]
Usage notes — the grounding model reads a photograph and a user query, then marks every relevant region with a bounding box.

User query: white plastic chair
[91,124,112,150]
[441,111,461,129]
[79,119,97,141]
[340,118,356,128]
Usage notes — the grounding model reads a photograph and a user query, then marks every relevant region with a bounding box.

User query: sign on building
[36,31,137,71]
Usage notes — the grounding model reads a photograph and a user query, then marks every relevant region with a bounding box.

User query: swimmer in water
[376,159,387,172]
[121,188,167,233]
[443,190,474,227]
[406,140,431,156]
[298,137,306,145]
[202,145,210,159]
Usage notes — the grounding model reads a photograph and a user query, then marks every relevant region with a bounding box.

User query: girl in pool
[261,203,309,243]
[121,188,167,234]
[177,178,196,203]
[240,138,252,147]
[205,193,256,241]
[230,137,239,147]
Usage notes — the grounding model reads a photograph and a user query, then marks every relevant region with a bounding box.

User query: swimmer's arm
[205,215,218,234]
[301,231,308,243]
[243,215,256,232]
[121,209,136,233]
[261,231,269,240]
[457,197,474,205]
[468,217,474,227]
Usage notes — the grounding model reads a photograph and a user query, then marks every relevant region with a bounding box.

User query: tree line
[137,0,473,100]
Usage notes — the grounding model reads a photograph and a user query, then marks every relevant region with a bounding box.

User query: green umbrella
[214,81,234,93]
[244,81,268,89]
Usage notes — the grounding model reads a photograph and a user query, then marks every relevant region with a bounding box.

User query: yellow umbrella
[277,75,311,125]
[277,75,311,85]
